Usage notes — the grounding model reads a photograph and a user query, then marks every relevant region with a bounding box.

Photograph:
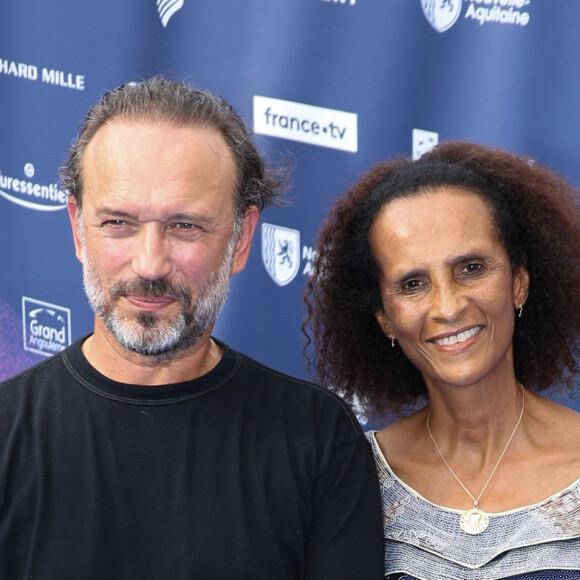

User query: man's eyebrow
[94,208,216,226]
[168,213,216,226]
[94,208,133,220]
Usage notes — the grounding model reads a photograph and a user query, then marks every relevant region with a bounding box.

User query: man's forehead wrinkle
[206,138,234,160]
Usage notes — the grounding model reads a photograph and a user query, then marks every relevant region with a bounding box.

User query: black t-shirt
[0,338,384,579]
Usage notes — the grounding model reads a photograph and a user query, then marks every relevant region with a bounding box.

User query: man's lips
[124,295,176,311]
[429,325,483,346]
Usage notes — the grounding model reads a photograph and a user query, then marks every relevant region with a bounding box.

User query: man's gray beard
[80,235,235,359]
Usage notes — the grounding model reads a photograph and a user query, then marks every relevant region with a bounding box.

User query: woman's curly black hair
[304,141,580,416]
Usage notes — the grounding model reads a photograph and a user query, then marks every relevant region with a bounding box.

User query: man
[0,77,384,578]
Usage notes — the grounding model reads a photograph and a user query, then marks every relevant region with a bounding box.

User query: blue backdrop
[1,0,578,425]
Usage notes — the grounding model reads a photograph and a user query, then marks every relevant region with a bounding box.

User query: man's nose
[131,225,172,281]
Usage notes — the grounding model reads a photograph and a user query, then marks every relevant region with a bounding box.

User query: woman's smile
[429,324,484,347]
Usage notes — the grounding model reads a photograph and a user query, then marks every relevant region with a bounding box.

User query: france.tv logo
[22,297,71,357]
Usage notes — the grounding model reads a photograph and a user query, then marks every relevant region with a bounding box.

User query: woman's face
[370,187,529,391]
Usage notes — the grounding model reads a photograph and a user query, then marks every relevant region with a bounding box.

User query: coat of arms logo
[421,0,462,33]
[261,223,301,287]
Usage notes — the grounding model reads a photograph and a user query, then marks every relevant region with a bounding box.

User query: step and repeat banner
[1,0,579,424]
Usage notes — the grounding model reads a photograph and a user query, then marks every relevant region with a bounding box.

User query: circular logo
[24,163,35,178]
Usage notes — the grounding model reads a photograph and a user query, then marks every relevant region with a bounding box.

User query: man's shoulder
[226,342,338,396]
[2,334,89,388]
[0,349,70,427]
[222,342,364,436]
[0,348,67,390]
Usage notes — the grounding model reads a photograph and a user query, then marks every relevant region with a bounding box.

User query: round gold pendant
[460,507,489,534]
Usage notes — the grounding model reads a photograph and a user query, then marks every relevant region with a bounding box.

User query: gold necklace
[426,383,525,535]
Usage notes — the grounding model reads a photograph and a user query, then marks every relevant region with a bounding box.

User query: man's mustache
[109,277,192,306]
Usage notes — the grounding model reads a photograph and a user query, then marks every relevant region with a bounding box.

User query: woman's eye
[402,279,424,293]
[462,262,483,275]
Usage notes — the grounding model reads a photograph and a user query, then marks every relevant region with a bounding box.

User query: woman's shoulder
[527,391,580,446]
[508,391,580,501]
[375,410,423,457]
[373,408,439,486]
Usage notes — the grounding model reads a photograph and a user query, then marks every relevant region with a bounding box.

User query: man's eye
[100,220,136,236]
[170,223,204,239]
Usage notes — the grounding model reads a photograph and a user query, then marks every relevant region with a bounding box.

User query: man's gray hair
[60,76,285,222]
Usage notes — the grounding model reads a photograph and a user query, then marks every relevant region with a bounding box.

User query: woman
[305,141,580,578]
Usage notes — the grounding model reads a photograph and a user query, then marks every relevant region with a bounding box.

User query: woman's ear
[375,309,394,341]
[513,264,530,310]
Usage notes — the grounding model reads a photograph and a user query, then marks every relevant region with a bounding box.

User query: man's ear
[375,308,395,341]
[230,205,259,276]
[67,198,84,263]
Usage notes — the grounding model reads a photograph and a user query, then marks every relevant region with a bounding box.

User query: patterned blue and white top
[366,430,580,580]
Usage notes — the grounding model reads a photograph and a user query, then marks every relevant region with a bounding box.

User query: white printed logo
[261,223,301,287]
[0,59,85,90]
[22,297,71,357]
[464,0,531,27]
[421,0,463,33]
[253,96,358,153]
[157,0,184,27]
[0,163,67,211]
[321,0,357,6]
[412,129,439,160]
[422,0,532,31]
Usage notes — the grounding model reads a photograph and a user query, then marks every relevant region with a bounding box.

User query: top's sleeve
[304,430,385,579]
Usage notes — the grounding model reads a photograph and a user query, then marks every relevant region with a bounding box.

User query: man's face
[69,121,257,358]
